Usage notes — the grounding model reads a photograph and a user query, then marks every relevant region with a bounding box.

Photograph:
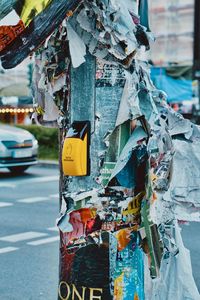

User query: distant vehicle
[0,124,38,173]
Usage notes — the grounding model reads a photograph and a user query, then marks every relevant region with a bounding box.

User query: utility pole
[58,54,136,300]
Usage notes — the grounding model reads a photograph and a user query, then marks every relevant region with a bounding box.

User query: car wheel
[8,166,29,174]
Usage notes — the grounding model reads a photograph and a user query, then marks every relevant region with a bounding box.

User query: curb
[38,160,59,169]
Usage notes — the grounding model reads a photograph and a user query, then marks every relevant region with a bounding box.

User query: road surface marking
[0,231,48,242]
[49,193,59,198]
[27,236,59,246]
[0,202,13,207]
[0,247,18,254]
[0,183,16,188]
[17,196,49,203]
[47,226,58,232]
[16,176,59,185]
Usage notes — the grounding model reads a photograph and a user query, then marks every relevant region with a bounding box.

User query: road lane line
[0,175,58,189]
[47,226,58,232]
[27,236,59,246]
[25,175,59,183]
[16,176,59,185]
[17,197,49,203]
[0,247,19,254]
[49,193,59,198]
[0,183,16,188]
[0,232,48,242]
[0,202,13,207]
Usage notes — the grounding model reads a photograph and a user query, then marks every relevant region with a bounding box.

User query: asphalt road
[0,165,199,299]
[0,165,60,300]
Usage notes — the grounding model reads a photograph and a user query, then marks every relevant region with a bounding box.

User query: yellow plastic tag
[62,121,90,176]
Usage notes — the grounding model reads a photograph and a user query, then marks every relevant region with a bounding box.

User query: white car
[0,124,38,173]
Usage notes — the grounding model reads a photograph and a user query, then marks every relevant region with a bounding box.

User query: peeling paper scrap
[66,22,86,68]
[0,10,20,26]
[150,222,200,300]
[115,79,132,127]
[163,138,200,210]
[109,126,148,182]
[57,213,73,233]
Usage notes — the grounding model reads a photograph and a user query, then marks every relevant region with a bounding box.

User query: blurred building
[149,0,197,116]
[149,0,194,66]
[0,59,33,124]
